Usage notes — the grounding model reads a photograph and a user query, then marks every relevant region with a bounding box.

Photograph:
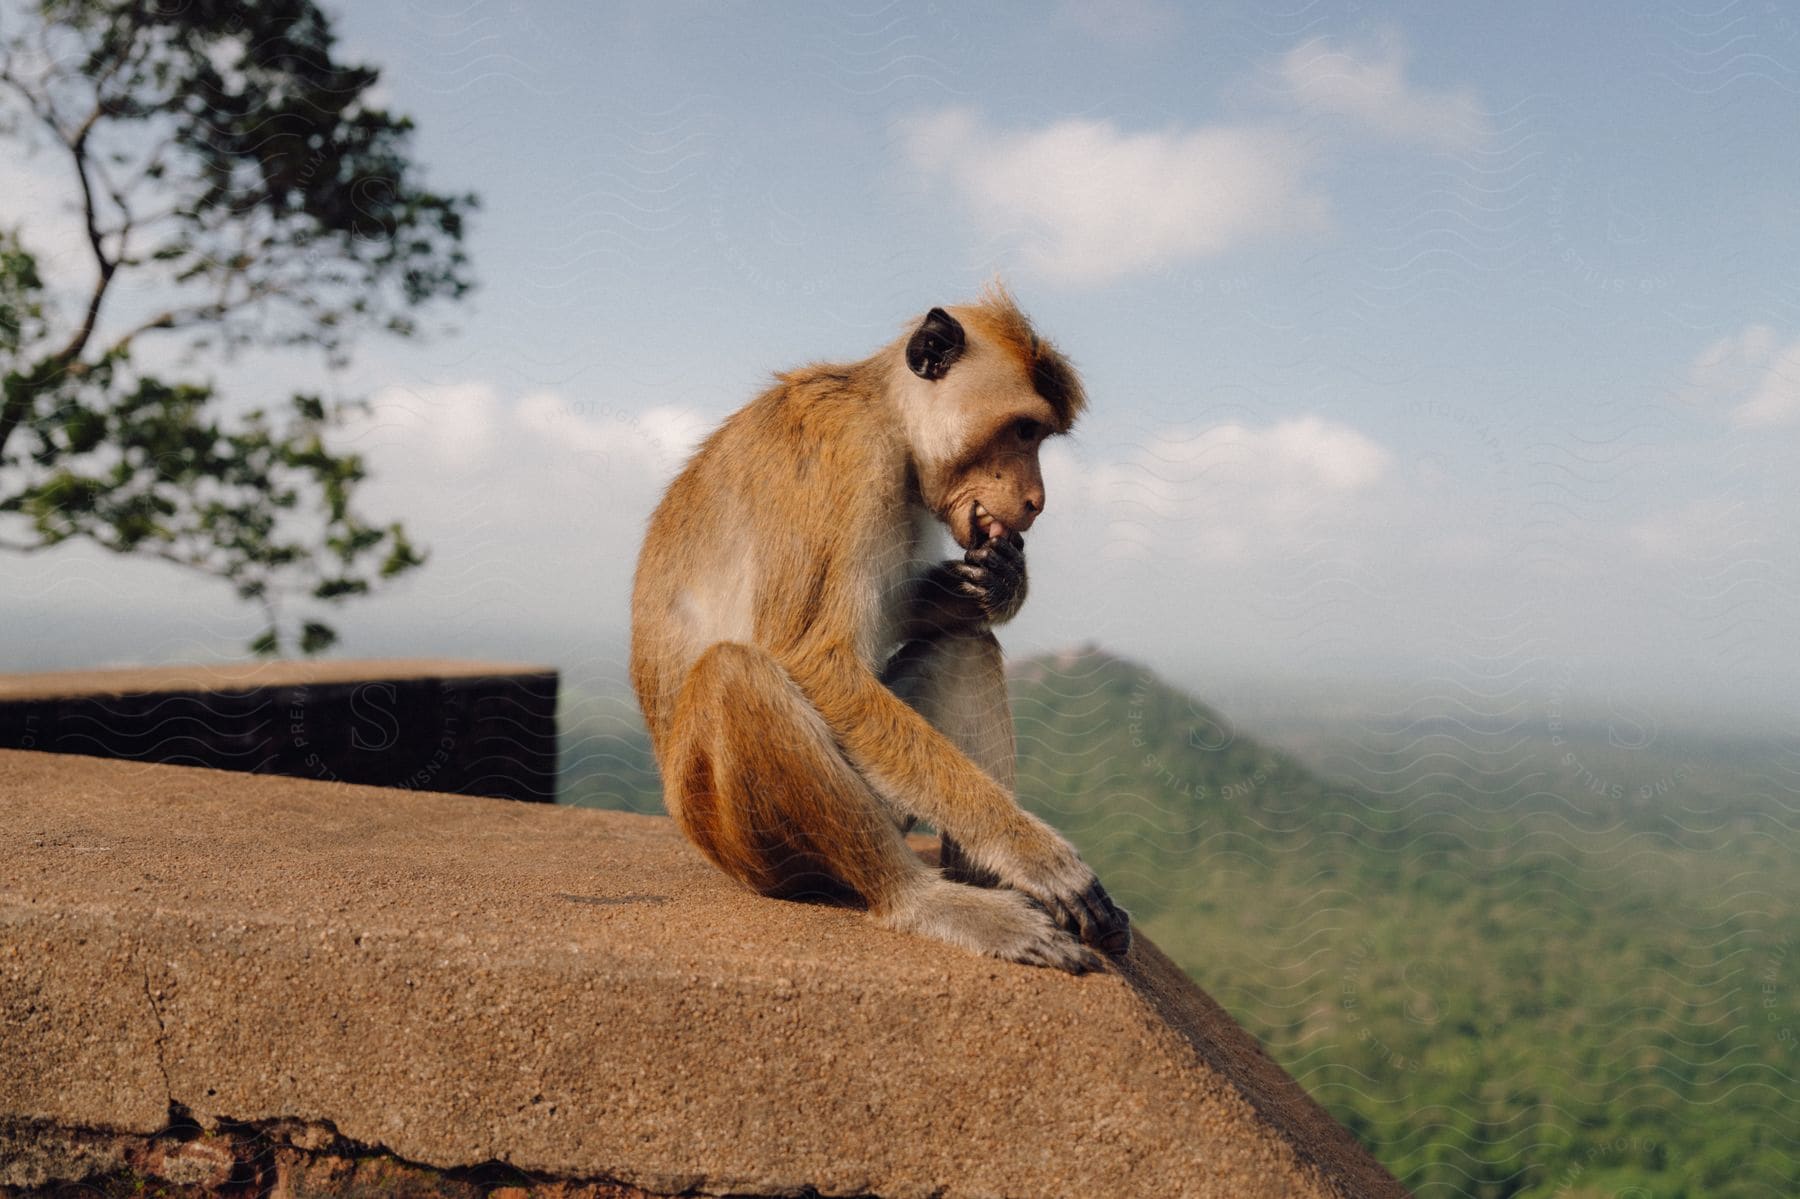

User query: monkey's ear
[906,307,966,381]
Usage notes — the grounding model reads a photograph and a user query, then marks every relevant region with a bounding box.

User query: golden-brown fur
[629,290,1129,971]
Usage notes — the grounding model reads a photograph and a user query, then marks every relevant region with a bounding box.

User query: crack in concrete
[138,959,174,1107]
[3,1114,689,1197]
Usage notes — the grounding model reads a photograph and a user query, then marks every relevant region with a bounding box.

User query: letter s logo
[1606,690,1657,751]
[350,682,401,752]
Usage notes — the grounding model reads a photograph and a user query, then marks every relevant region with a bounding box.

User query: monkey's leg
[870,630,1131,955]
[663,641,1097,972]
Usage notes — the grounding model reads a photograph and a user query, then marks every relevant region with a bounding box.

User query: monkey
[629,286,1129,973]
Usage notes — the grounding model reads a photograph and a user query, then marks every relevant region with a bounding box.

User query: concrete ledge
[0,660,557,803]
[0,750,1406,1198]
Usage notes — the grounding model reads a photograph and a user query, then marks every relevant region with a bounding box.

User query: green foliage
[1010,650,1800,1197]
[560,649,1800,1197]
[0,0,475,653]
[0,230,45,355]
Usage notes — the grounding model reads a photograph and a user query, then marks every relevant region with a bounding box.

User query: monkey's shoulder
[697,375,898,502]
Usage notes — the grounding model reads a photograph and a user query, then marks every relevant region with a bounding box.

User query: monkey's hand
[944,531,1028,626]
[990,816,1132,957]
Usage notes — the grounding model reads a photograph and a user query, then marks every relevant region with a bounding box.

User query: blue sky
[5,0,1799,733]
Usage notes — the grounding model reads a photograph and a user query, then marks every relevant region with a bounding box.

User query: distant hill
[1004,645,1359,919]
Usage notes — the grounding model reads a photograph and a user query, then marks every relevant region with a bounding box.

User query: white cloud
[330,382,715,632]
[901,37,1487,284]
[1274,35,1489,152]
[1682,325,1800,429]
[514,391,710,473]
[361,381,503,469]
[1065,415,1393,561]
[1256,416,1392,489]
[356,383,711,475]
[900,109,1328,285]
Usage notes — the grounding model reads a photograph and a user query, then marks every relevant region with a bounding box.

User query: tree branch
[17,9,147,372]
[100,281,288,361]
[47,123,118,371]
[0,64,60,136]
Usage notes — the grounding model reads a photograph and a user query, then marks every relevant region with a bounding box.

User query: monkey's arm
[790,641,1127,952]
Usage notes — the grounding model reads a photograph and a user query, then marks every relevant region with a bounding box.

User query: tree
[0,0,474,655]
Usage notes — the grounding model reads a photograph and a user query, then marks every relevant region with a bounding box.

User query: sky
[4,0,1799,735]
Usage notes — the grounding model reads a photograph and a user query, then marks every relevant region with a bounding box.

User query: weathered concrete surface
[0,660,557,803]
[0,750,1407,1199]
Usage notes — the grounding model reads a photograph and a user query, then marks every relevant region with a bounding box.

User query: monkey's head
[896,289,1087,551]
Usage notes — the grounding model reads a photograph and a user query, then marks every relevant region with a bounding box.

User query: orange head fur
[893,285,1087,550]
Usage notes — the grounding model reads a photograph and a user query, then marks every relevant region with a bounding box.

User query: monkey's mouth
[968,500,1010,548]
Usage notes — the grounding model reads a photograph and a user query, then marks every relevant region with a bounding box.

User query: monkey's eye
[1014,418,1042,442]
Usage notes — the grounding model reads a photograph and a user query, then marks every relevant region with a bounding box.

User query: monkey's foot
[882,878,1100,974]
[988,832,1134,958]
[1036,878,1132,958]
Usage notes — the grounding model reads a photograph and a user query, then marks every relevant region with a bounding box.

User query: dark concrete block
[0,661,558,803]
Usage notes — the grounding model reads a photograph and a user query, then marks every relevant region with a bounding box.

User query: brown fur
[957,283,1087,431]
[629,290,1128,970]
